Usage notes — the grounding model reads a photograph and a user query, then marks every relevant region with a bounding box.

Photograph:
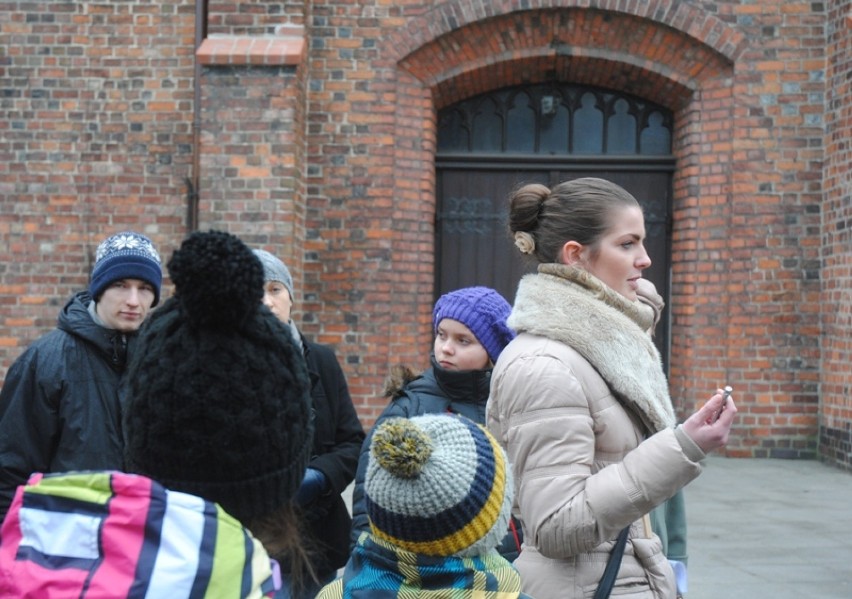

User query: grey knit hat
[365,413,513,557]
[253,249,294,301]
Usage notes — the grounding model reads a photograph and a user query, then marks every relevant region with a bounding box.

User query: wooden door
[436,84,674,369]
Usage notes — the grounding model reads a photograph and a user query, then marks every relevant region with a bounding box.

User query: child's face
[433,318,490,371]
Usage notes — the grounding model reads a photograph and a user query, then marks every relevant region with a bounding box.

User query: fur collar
[508,264,675,432]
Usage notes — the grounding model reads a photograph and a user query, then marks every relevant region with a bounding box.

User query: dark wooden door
[436,84,674,370]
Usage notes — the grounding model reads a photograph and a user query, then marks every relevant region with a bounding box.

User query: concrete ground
[685,456,852,599]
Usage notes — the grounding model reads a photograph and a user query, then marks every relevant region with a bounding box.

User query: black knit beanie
[122,230,313,524]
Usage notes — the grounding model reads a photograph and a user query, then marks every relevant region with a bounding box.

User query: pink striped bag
[0,471,279,598]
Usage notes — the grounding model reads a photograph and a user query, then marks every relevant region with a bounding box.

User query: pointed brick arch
[395,8,737,111]
[383,2,750,448]
[386,0,746,74]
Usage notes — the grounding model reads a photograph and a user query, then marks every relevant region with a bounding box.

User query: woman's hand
[681,388,737,454]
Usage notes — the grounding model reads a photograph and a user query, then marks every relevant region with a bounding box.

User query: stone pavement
[685,456,852,599]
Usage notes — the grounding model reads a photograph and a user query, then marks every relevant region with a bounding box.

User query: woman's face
[262,281,293,323]
[433,318,491,371]
[567,205,652,301]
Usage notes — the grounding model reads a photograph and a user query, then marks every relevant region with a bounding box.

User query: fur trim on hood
[383,364,418,398]
[507,263,675,432]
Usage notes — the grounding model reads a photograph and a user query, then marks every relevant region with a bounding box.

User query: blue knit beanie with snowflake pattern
[89,231,163,306]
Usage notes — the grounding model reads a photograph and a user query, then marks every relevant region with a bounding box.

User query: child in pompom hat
[319,413,534,599]
[349,287,522,561]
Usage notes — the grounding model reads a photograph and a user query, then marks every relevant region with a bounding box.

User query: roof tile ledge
[197,27,305,67]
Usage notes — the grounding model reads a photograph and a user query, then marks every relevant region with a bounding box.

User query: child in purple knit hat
[349,286,523,562]
[431,286,516,365]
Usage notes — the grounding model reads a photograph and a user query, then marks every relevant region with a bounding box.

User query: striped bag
[0,471,279,598]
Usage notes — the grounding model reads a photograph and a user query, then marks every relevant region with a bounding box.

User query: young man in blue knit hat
[0,231,162,522]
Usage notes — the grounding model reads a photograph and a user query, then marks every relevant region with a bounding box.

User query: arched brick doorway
[391,3,741,425]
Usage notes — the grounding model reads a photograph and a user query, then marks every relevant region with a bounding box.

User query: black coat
[0,292,136,520]
[299,337,365,577]
[350,356,524,558]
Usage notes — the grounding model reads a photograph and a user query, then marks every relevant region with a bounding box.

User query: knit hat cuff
[90,255,163,307]
[138,440,311,523]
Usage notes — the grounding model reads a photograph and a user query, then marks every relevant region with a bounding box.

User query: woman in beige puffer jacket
[487,178,737,599]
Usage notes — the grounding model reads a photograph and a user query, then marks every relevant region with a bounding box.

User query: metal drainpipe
[187,0,208,232]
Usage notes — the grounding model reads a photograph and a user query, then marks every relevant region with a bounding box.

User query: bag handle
[593,526,630,599]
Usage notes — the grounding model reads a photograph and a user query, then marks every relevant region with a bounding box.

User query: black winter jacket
[299,337,365,577]
[0,292,137,520]
[349,356,523,560]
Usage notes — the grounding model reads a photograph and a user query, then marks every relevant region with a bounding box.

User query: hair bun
[167,230,264,329]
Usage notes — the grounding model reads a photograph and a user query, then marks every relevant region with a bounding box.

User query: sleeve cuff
[674,424,706,463]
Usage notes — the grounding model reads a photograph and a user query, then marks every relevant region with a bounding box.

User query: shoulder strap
[593,526,630,599]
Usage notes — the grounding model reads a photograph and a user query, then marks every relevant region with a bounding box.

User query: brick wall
[0,0,196,369]
[0,0,846,466]
[305,0,824,457]
[821,0,852,471]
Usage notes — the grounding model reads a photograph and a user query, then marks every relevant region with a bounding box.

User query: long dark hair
[248,503,319,593]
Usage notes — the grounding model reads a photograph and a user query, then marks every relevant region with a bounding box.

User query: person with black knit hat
[253,248,365,599]
[0,230,162,522]
[123,232,313,524]
[319,413,533,599]
[0,230,314,597]
[349,286,522,562]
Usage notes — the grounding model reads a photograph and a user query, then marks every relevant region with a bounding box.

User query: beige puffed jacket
[487,264,705,599]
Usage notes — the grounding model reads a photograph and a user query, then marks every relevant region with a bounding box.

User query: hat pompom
[371,419,433,479]
[167,230,264,329]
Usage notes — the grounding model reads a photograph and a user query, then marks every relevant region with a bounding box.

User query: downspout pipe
[187,0,208,232]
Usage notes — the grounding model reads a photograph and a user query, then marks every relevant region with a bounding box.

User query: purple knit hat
[432,286,515,363]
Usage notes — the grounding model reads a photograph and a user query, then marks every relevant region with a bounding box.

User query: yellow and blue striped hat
[365,413,513,557]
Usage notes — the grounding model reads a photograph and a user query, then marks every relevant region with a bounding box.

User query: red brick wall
[0,0,845,466]
[316,0,824,457]
[822,1,852,471]
[0,0,196,366]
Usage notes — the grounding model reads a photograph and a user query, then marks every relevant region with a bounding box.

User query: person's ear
[559,240,584,265]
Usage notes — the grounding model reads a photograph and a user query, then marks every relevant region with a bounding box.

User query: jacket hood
[57,291,132,370]
[508,264,675,432]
